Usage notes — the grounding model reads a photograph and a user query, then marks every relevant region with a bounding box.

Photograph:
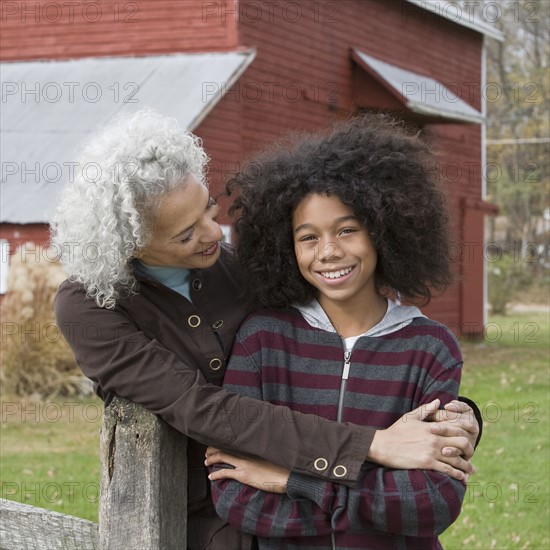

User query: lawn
[440,311,550,550]
[0,398,102,521]
[1,312,549,548]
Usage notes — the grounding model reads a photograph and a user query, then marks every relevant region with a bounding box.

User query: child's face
[292,193,379,308]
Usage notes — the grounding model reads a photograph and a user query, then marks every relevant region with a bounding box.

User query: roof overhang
[351,49,484,124]
[404,0,504,41]
[0,50,256,224]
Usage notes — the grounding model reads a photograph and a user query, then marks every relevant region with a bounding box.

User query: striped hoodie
[210,300,465,549]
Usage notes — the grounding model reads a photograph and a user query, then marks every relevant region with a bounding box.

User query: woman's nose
[202,217,224,243]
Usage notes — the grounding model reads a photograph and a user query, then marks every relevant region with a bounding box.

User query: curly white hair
[50,108,209,309]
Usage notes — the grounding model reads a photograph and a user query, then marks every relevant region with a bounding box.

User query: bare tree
[485,0,549,266]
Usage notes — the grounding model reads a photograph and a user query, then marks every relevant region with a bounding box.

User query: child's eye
[298,235,317,242]
[340,227,357,236]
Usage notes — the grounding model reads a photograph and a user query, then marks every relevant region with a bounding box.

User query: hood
[295,298,425,338]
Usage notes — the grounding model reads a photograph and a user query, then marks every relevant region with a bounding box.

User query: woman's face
[135,174,223,269]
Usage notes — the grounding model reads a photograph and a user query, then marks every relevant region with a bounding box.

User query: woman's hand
[205,447,290,493]
[367,399,476,481]
[428,399,480,458]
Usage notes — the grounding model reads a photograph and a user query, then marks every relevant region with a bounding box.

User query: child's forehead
[292,193,357,224]
[295,192,352,210]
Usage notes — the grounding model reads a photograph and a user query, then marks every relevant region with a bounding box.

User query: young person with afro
[206,114,475,549]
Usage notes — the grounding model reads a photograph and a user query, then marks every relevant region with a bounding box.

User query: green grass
[440,311,550,550]
[1,312,549,548]
[0,398,102,521]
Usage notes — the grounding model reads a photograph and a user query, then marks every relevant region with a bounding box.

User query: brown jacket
[54,246,375,512]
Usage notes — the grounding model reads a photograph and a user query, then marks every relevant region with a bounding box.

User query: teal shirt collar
[134,260,191,301]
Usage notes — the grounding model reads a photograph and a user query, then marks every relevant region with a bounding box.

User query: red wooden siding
[1,0,489,334]
[0,224,51,302]
[0,223,50,249]
[236,0,482,153]
[0,0,239,60]
[193,86,244,226]
[232,0,484,333]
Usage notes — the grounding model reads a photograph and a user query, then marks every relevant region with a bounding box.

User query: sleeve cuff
[458,395,483,447]
[286,472,329,508]
[344,424,376,483]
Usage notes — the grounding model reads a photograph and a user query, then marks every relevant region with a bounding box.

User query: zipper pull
[342,351,351,380]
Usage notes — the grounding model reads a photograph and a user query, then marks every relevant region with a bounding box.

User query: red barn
[0,0,501,337]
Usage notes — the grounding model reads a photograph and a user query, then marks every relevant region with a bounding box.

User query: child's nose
[318,239,341,261]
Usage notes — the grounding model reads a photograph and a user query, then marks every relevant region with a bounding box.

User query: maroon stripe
[239,330,343,360]
[210,479,249,531]
[352,348,455,373]
[382,324,461,362]
[262,366,342,389]
[384,473,403,534]
[410,470,434,538]
[223,369,260,388]
[347,377,418,396]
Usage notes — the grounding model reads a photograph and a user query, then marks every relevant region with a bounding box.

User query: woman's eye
[180,229,194,243]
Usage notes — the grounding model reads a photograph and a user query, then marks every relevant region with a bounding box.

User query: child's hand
[205,447,290,493]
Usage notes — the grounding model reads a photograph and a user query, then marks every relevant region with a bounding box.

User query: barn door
[461,198,499,339]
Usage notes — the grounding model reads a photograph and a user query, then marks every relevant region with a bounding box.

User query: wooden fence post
[99,397,188,550]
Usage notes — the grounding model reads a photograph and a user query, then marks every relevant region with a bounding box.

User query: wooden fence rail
[0,499,99,550]
[0,397,188,550]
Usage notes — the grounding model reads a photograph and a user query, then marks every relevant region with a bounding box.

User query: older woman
[51,109,480,550]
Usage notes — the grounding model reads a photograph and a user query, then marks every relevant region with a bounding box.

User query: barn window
[0,240,10,294]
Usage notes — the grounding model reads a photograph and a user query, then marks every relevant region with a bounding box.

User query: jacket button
[209,358,223,371]
[314,458,328,471]
[212,320,224,330]
[188,315,201,328]
[333,465,347,478]
[192,279,202,291]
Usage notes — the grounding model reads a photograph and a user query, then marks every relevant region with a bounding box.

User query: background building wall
[1,0,488,334]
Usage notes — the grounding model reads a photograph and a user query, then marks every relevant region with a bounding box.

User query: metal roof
[0,50,255,224]
[404,0,504,41]
[352,49,484,124]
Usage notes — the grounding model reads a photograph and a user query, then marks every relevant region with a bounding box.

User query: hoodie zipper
[332,349,352,549]
[337,350,351,422]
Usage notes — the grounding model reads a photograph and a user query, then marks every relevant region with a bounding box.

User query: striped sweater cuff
[286,472,329,510]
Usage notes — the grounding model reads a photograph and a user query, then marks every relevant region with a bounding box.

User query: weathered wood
[0,498,98,550]
[99,397,188,550]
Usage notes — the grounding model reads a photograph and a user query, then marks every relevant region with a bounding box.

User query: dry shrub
[0,243,90,398]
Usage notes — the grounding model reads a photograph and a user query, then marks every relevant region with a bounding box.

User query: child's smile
[317,265,356,283]
[292,193,379,309]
